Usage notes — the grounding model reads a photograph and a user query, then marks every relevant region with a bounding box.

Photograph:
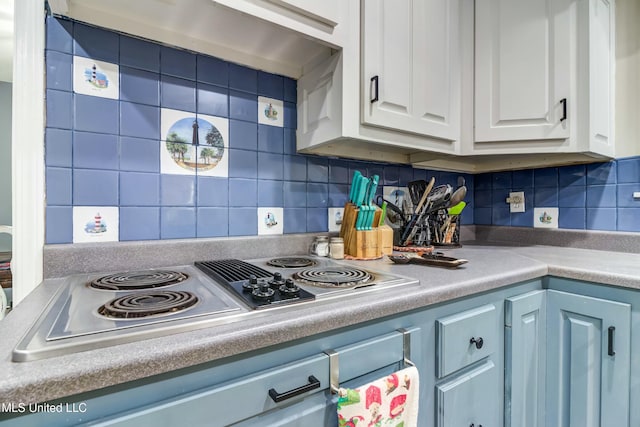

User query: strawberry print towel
[337,366,419,427]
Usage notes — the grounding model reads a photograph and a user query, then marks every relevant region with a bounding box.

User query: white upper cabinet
[470,0,615,158]
[362,0,461,142]
[298,0,466,164]
[474,0,571,142]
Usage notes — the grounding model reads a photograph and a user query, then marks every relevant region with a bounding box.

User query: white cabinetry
[362,0,461,142]
[474,0,571,143]
[298,0,468,164]
[470,0,615,158]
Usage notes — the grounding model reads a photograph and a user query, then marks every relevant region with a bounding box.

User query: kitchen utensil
[447,186,467,208]
[379,202,387,226]
[447,201,466,216]
[364,175,379,230]
[349,171,362,203]
[388,253,468,268]
[407,180,427,206]
[424,184,453,214]
[399,177,435,245]
[355,175,370,230]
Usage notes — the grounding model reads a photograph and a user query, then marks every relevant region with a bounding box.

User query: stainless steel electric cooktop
[13,256,418,362]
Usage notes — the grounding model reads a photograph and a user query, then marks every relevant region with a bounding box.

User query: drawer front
[436,361,499,427]
[93,328,420,427]
[436,303,497,377]
[93,354,330,427]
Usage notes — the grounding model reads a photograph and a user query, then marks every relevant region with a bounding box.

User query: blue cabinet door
[505,290,546,427]
[435,361,499,427]
[546,290,631,427]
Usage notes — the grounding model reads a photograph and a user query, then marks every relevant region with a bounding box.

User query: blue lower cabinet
[504,290,547,427]
[546,290,630,427]
[31,328,421,427]
[435,303,501,427]
[436,361,499,427]
[506,288,631,427]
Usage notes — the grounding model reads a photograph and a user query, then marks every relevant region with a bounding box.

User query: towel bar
[324,328,415,394]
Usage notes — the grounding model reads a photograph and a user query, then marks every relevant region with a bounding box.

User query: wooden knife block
[339,203,391,259]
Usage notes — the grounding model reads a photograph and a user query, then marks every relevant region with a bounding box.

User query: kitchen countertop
[1,242,640,406]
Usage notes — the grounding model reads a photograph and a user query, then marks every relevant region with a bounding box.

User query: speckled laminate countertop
[1,242,640,406]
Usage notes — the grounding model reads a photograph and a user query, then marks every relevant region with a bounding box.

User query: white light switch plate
[533,207,558,228]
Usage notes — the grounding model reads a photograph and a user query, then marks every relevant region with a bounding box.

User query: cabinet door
[475,0,571,142]
[436,361,499,427]
[505,290,546,427]
[362,0,461,142]
[546,290,630,427]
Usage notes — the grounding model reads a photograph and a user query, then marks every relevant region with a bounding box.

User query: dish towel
[337,365,419,427]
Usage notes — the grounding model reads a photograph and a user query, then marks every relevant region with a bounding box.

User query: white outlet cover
[533,207,559,228]
[509,191,525,213]
[328,207,344,232]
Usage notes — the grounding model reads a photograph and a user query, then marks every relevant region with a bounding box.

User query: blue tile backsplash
[473,158,640,232]
[44,17,640,244]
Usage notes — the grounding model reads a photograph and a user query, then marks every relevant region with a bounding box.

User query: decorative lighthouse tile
[196,113,229,177]
[258,96,284,127]
[533,207,559,228]
[72,207,119,243]
[328,207,344,232]
[257,207,283,235]
[160,109,229,177]
[73,56,119,99]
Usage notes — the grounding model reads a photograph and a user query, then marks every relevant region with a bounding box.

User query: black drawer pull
[560,98,567,122]
[370,75,379,103]
[470,424,483,427]
[608,326,615,356]
[470,337,484,349]
[268,375,321,403]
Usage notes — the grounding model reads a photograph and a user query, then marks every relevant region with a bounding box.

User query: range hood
[47,0,344,79]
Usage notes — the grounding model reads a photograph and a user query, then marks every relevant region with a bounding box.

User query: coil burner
[97,291,198,319]
[266,257,317,268]
[293,267,374,288]
[89,270,188,291]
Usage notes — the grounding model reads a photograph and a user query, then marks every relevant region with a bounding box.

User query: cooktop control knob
[242,274,260,292]
[252,282,275,300]
[269,272,285,288]
[279,279,300,298]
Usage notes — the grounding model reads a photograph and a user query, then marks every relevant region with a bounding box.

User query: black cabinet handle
[608,326,615,356]
[560,98,567,122]
[470,424,483,427]
[370,75,379,103]
[268,375,321,403]
[470,337,484,349]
